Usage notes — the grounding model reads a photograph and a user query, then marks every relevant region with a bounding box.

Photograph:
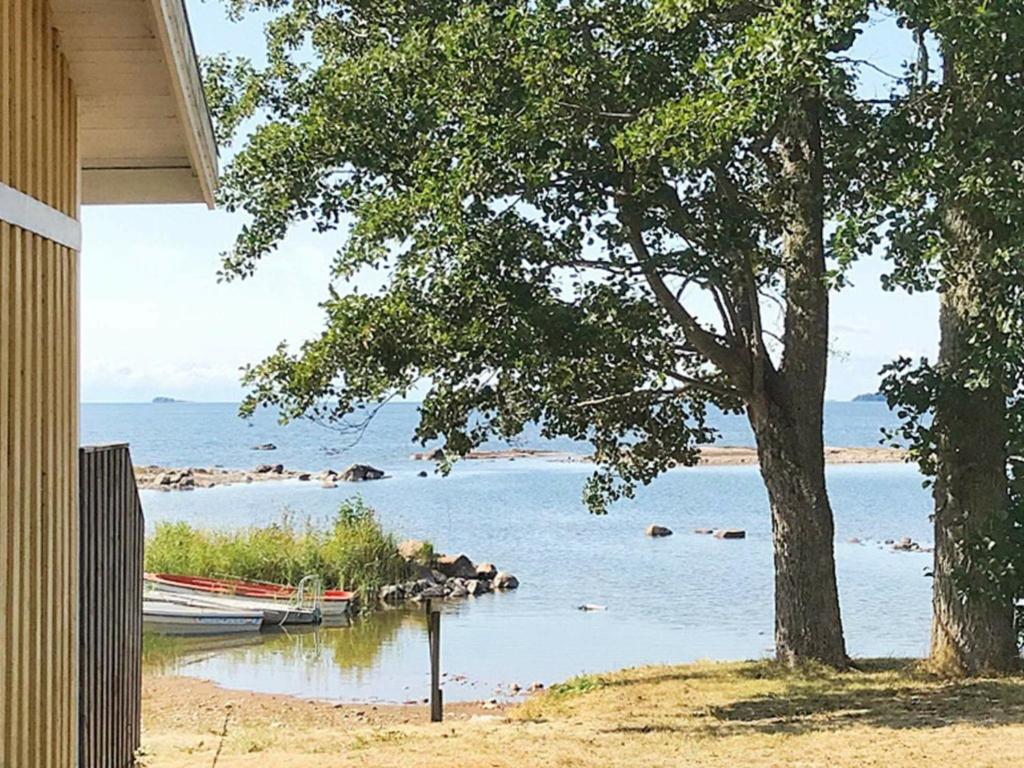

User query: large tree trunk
[749,393,848,667]
[925,44,1018,676]
[928,212,1018,676]
[744,93,847,667]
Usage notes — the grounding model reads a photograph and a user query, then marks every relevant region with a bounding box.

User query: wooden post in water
[426,599,443,722]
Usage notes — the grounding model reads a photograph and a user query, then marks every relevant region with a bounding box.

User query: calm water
[84,401,934,703]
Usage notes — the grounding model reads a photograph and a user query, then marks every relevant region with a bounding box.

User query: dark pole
[426,599,443,722]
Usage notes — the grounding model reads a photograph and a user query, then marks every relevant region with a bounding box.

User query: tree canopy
[208,0,880,512]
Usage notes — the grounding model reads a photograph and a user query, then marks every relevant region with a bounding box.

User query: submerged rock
[694,528,714,535]
[645,524,673,537]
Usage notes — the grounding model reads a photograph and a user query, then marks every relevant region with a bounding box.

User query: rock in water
[417,470,429,478]
[694,528,714,535]
[493,572,519,590]
[475,562,498,580]
[253,443,277,451]
[379,584,404,602]
[410,447,445,461]
[645,524,673,537]
[436,554,476,579]
[339,463,385,482]
[893,537,920,552]
[578,604,606,611]
[714,529,746,540]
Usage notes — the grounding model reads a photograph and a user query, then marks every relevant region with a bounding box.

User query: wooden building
[1,1,216,765]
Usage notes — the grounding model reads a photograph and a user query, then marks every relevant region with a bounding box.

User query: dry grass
[141,659,1024,767]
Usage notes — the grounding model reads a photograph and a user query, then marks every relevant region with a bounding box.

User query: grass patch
[546,674,610,699]
[142,658,1024,768]
[145,498,419,605]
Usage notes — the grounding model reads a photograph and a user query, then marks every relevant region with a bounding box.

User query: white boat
[143,599,263,636]
[143,573,333,625]
[146,588,320,626]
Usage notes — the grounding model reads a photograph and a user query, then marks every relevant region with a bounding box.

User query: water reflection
[143,607,440,702]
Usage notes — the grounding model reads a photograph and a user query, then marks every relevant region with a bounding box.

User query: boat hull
[143,600,263,636]
[146,586,320,625]
[144,573,349,624]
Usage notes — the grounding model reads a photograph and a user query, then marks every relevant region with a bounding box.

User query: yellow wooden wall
[1,1,81,766]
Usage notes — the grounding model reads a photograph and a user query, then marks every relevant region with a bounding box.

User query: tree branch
[616,195,753,390]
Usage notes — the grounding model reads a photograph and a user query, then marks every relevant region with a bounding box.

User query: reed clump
[144,498,417,606]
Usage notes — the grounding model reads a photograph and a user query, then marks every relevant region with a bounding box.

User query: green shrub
[144,498,418,608]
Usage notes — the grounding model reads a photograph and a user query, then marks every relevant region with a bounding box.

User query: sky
[79,1,938,404]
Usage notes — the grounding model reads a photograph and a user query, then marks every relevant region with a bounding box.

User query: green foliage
[546,673,609,699]
[144,498,415,604]
[204,0,883,514]
[877,2,1024,603]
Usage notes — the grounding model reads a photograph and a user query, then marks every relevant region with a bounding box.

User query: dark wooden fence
[79,444,144,768]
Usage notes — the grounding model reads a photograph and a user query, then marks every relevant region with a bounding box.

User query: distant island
[152,397,185,404]
[852,392,886,403]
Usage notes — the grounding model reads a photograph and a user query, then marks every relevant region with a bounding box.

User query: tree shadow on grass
[707,675,1024,735]
[594,659,1024,737]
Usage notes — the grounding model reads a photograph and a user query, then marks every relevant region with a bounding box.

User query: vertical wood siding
[1,1,81,767]
[79,445,144,768]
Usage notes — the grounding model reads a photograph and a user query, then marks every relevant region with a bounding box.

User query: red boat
[144,573,353,619]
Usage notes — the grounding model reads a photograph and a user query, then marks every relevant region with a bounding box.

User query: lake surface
[85,401,934,703]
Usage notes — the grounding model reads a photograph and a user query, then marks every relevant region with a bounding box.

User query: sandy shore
[140,660,1024,768]
[135,445,906,491]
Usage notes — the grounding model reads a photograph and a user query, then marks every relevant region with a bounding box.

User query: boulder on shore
[339,464,385,482]
[255,464,275,474]
[398,539,430,563]
[436,554,477,579]
[714,529,746,540]
[645,524,673,538]
[493,571,519,590]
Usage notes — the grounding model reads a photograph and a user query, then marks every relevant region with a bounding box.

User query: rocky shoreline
[136,445,907,491]
[377,546,519,605]
[134,462,388,491]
